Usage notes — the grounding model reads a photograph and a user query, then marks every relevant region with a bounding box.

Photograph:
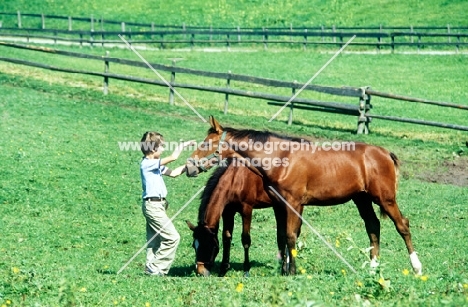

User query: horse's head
[186,116,228,177]
[186,220,220,276]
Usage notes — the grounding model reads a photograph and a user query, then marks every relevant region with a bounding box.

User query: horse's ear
[209,116,223,133]
[186,220,196,231]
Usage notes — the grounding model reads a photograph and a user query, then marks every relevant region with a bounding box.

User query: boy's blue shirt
[140,157,167,199]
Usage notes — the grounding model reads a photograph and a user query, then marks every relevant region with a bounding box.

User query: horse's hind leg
[353,193,380,268]
[220,208,235,276]
[378,198,422,275]
[240,205,253,277]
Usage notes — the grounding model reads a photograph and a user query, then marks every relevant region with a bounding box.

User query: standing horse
[186,116,423,275]
[186,159,279,277]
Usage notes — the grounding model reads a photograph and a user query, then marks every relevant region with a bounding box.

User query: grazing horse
[186,116,423,275]
[186,159,278,277]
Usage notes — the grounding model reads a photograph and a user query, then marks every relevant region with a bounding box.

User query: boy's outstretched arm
[164,165,187,178]
[161,140,196,165]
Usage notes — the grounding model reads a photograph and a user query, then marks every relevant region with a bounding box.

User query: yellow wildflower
[145,303,150,307]
[341,269,346,275]
[291,249,298,258]
[236,283,244,292]
[378,277,385,286]
[357,281,363,287]
[79,287,87,292]
[12,267,20,274]
[420,275,428,282]
[402,269,409,276]
[335,239,340,247]
[288,292,292,296]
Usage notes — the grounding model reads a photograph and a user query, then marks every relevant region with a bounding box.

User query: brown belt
[144,197,166,202]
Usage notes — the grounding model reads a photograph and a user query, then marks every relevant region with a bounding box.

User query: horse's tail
[380,152,400,219]
[390,152,400,178]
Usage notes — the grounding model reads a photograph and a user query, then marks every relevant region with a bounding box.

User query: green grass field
[1,1,468,306]
[0,68,467,306]
[1,0,468,27]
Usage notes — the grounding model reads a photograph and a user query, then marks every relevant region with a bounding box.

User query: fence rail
[1,11,467,51]
[0,42,467,133]
[2,11,468,31]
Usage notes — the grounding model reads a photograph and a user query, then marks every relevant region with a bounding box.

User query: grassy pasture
[1,0,468,28]
[1,1,468,305]
[0,64,467,306]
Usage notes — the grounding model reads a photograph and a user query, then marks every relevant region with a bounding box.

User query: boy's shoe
[145,265,165,277]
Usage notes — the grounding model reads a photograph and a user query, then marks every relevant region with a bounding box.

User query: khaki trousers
[142,199,180,275]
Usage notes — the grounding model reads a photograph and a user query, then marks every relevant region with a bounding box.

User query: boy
[140,131,195,276]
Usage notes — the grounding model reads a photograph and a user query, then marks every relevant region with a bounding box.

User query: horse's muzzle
[186,163,200,177]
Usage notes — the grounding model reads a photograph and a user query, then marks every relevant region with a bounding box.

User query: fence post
[303,29,307,50]
[357,86,371,134]
[290,23,293,42]
[332,25,336,43]
[90,14,94,32]
[101,16,105,47]
[377,24,382,53]
[210,25,213,44]
[410,25,414,43]
[121,22,125,33]
[289,81,297,125]
[417,34,421,53]
[226,33,230,51]
[103,51,110,95]
[224,71,231,115]
[169,60,176,105]
[263,27,268,50]
[447,24,451,43]
[191,33,195,50]
[237,26,241,44]
[68,16,72,31]
[391,34,395,54]
[41,13,45,29]
[151,22,154,39]
[128,29,132,46]
[17,11,22,28]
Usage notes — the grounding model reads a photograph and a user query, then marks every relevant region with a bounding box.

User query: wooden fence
[1,12,468,52]
[0,42,467,133]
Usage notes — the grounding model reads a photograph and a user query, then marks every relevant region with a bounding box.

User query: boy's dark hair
[141,131,164,155]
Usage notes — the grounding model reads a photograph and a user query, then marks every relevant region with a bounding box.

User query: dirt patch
[411,157,468,187]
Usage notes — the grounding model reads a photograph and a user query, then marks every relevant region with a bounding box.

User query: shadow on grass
[169,260,269,277]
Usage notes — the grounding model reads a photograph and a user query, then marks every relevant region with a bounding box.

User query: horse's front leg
[285,205,304,276]
[240,206,253,277]
[273,205,288,275]
[220,208,235,276]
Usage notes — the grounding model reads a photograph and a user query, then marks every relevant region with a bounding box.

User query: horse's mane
[208,127,309,144]
[197,158,233,224]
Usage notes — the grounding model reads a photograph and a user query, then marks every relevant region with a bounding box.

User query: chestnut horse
[186,116,423,275]
[186,159,280,277]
